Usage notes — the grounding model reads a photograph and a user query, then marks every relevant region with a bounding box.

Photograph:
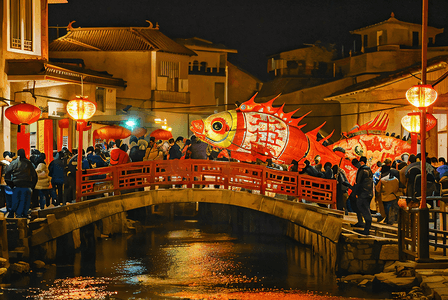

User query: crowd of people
[295,152,448,235]
[1,130,446,231]
[0,134,231,219]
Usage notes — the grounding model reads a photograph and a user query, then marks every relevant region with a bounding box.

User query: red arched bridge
[80,159,337,206]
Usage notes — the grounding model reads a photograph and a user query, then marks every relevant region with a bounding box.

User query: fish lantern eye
[212,121,223,131]
[354,145,364,156]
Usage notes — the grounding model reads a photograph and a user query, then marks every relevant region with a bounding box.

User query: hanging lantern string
[81,76,84,97]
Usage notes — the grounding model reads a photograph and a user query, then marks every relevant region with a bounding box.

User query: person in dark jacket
[1,151,14,215]
[332,164,351,213]
[5,149,38,218]
[88,149,109,180]
[169,137,184,160]
[86,146,95,158]
[34,152,46,166]
[189,137,208,159]
[30,149,40,168]
[48,151,66,206]
[352,156,374,235]
[299,160,322,177]
[130,139,148,162]
[65,150,91,204]
[323,162,333,179]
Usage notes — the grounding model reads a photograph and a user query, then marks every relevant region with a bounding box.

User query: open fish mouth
[190,119,206,139]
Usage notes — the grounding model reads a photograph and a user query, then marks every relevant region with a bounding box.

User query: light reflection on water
[1,220,385,299]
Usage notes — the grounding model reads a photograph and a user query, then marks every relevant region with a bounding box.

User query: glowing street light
[126,120,136,128]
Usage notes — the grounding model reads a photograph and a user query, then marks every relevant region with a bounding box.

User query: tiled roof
[325,55,448,100]
[351,13,443,34]
[50,26,196,56]
[176,37,237,53]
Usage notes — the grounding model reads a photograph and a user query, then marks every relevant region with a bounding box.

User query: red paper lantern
[406,85,438,108]
[76,120,92,131]
[93,129,100,141]
[58,118,69,128]
[132,127,147,138]
[401,112,437,133]
[150,129,173,140]
[66,96,96,120]
[96,125,131,140]
[5,103,41,125]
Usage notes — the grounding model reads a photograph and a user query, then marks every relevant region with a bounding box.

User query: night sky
[49,0,448,81]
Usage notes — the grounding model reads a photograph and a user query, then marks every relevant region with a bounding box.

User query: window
[219,54,226,68]
[95,87,106,112]
[363,34,368,48]
[10,0,32,50]
[215,83,225,107]
[159,61,180,92]
[376,30,384,46]
[413,32,419,47]
[8,0,40,54]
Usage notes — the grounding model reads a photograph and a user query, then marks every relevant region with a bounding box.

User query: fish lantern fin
[319,129,335,144]
[238,93,258,112]
[289,111,311,127]
[306,122,327,141]
[351,112,390,134]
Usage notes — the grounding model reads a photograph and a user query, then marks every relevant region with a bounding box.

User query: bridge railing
[80,160,337,207]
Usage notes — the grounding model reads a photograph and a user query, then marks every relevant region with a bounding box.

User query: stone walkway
[340,212,448,299]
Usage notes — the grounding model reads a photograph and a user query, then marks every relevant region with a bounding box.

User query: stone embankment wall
[337,233,399,275]
[32,212,129,262]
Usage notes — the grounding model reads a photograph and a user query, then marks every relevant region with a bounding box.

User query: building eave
[6,60,127,89]
[324,59,448,101]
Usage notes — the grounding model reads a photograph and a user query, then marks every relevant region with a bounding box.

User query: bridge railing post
[261,168,266,195]
[417,208,430,261]
[223,162,229,190]
[112,165,121,196]
[297,174,303,202]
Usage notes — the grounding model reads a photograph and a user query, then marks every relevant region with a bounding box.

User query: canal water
[0,219,390,299]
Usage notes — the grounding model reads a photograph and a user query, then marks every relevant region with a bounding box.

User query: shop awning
[6,60,126,88]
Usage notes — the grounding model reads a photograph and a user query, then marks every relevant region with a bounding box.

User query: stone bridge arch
[30,189,343,268]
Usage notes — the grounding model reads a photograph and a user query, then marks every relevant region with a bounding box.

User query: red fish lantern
[97,125,131,140]
[132,127,147,138]
[5,103,41,125]
[190,94,310,164]
[150,129,173,140]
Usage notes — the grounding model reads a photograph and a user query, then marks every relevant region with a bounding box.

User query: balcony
[152,90,190,104]
[188,66,226,76]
